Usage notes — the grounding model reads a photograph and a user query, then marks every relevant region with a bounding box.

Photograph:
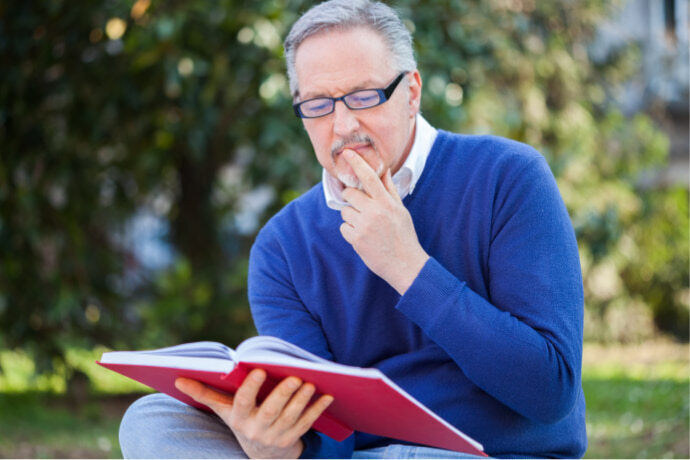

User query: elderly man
[119,1,587,458]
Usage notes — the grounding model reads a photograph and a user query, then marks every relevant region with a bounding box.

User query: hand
[339,149,429,295]
[175,369,334,459]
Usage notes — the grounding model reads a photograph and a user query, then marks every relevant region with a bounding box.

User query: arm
[340,149,583,423]
[245,219,357,458]
[174,209,353,459]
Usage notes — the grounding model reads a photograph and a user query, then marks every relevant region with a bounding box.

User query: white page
[236,336,384,378]
[99,351,236,373]
[100,341,236,372]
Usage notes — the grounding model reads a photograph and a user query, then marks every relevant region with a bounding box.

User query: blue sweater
[248,131,587,458]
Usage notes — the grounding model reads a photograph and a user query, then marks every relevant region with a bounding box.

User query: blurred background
[0,0,688,457]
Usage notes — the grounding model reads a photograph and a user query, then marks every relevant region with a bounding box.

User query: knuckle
[244,429,260,442]
[275,437,294,450]
[281,410,300,426]
[228,416,243,432]
[295,418,314,434]
[234,400,252,412]
[260,406,280,421]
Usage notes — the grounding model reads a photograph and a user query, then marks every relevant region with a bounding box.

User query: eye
[347,90,380,108]
[302,98,332,115]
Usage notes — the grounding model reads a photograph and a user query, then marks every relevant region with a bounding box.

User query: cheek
[305,124,333,166]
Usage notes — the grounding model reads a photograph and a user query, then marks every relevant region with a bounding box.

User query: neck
[391,115,418,175]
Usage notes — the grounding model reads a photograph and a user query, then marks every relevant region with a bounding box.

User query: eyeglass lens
[300,89,381,117]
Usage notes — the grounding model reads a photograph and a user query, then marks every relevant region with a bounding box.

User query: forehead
[294,26,393,99]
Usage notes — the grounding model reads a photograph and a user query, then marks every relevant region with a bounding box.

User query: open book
[97,336,485,456]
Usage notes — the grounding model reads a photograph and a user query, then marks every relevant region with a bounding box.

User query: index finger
[232,368,267,419]
[342,149,387,199]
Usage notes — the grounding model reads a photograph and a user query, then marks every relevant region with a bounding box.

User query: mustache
[330,134,375,158]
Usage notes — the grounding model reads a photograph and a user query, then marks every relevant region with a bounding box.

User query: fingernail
[251,370,265,382]
[301,383,315,396]
[287,378,301,390]
[323,395,334,406]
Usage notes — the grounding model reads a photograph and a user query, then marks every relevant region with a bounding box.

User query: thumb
[175,377,234,409]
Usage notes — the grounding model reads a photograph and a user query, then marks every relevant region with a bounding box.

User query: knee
[119,393,185,458]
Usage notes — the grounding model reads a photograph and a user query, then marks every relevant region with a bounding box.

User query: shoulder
[434,130,543,167]
[253,182,335,251]
[428,131,550,187]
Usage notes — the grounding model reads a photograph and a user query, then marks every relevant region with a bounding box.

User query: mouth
[333,143,371,157]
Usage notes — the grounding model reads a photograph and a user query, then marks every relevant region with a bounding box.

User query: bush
[1,0,686,369]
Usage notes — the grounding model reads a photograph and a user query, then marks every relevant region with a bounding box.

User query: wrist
[390,250,429,295]
[291,439,305,459]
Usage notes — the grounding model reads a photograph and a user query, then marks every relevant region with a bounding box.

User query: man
[119,0,587,458]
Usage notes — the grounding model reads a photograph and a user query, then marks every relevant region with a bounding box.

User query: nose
[332,99,360,137]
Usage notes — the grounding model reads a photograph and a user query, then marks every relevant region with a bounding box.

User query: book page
[236,336,383,378]
[138,341,236,360]
[99,341,236,373]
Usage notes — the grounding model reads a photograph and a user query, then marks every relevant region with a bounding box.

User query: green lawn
[0,340,687,458]
[582,341,689,459]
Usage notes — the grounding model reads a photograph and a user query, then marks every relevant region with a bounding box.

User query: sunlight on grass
[0,347,150,394]
[0,350,66,393]
[65,347,151,394]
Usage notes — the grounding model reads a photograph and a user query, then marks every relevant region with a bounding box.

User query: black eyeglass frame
[292,72,407,119]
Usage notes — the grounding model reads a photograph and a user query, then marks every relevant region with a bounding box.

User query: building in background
[592,0,689,186]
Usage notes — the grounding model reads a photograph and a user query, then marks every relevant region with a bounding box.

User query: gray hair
[284,0,417,97]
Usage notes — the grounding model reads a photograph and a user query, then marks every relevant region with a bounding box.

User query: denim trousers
[119,393,488,459]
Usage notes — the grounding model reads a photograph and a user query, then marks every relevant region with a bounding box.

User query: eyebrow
[298,78,382,101]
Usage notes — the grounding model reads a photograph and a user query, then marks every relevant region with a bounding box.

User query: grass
[0,340,688,458]
[582,340,689,459]
[0,346,148,458]
[0,392,130,458]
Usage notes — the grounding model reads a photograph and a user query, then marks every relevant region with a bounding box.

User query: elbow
[525,372,580,424]
[530,392,578,424]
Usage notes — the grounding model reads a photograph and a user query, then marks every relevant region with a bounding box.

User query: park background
[1,0,688,457]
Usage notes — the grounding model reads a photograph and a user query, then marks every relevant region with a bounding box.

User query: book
[97,336,485,456]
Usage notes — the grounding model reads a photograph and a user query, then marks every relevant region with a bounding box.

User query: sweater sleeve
[248,223,355,459]
[396,155,584,424]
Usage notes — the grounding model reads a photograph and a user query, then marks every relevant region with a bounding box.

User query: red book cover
[97,337,485,456]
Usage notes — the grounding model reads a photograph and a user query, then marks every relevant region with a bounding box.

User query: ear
[407,69,422,118]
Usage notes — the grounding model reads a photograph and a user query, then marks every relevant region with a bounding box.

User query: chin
[337,161,385,187]
[337,172,363,190]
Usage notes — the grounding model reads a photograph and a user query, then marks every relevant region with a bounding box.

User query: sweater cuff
[299,430,323,459]
[396,256,465,327]
[299,430,354,459]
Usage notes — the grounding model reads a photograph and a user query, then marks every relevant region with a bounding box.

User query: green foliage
[408,0,688,341]
[1,0,687,369]
[1,0,316,364]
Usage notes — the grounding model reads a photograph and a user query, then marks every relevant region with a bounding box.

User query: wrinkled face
[294,26,422,188]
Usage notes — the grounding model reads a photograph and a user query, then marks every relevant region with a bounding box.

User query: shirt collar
[323,113,437,211]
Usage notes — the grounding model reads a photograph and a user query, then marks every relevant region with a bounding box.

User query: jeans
[119,393,488,459]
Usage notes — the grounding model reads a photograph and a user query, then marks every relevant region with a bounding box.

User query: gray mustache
[331,134,375,157]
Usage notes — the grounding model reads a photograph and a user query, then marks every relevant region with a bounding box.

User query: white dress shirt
[323,114,438,210]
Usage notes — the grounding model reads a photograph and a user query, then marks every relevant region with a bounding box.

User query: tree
[1,0,686,371]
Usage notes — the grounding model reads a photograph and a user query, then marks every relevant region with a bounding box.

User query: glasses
[293,72,406,119]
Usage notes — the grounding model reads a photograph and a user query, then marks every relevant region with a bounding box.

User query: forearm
[396,257,583,423]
